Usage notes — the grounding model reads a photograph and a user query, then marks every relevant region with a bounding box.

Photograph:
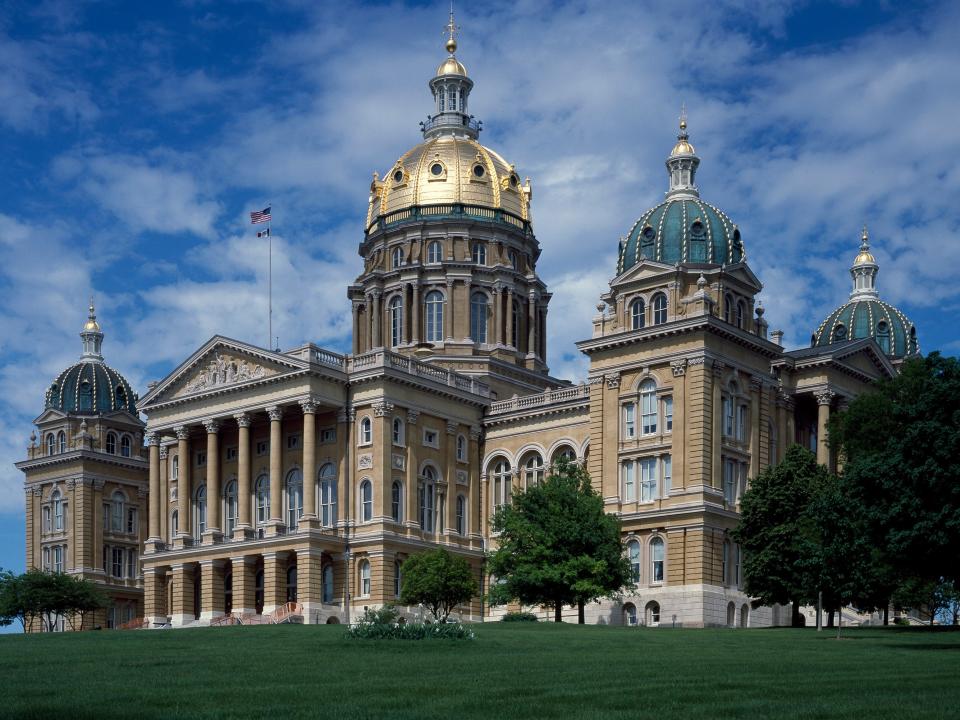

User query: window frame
[652,293,667,325]
[640,380,657,435]
[360,479,373,522]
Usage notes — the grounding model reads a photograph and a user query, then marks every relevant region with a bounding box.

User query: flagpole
[268,212,272,350]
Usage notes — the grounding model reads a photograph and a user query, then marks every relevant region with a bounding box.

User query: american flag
[250,206,271,224]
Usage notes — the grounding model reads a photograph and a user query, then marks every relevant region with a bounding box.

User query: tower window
[105,432,117,455]
[652,293,667,325]
[472,164,485,178]
[631,298,645,330]
[876,321,891,354]
[472,242,486,265]
[427,241,442,264]
[430,163,444,176]
[425,290,444,342]
[389,295,403,348]
[470,292,488,344]
[834,324,847,341]
[393,169,404,183]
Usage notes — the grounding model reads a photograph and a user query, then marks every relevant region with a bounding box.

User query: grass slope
[0,624,957,720]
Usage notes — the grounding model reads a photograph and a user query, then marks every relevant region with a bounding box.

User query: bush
[345,605,475,640]
[501,611,538,623]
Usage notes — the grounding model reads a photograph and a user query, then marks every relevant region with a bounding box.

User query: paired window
[523,453,544,488]
[722,387,749,441]
[652,293,667,325]
[425,290,444,342]
[622,455,671,502]
[286,469,303,529]
[255,475,270,526]
[456,495,466,535]
[319,464,337,527]
[57,431,66,454]
[723,458,746,505]
[631,298,645,330]
[106,432,117,455]
[360,480,373,522]
[389,296,403,347]
[491,459,512,512]
[419,467,437,532]
[46,433,56,456]
[470,292,488,344]
[121,435,131,457]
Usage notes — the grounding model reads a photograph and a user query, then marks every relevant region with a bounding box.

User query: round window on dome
[472,164,485,178]
[642,227,655,241]
[691,221,705,236]
[393,170,404,183]
[431,163,444,176]
[510,174,519,187]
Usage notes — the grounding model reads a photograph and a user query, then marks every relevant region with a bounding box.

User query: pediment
[140,336,307,408]
[610,258,676,288]
[32,408,68,425]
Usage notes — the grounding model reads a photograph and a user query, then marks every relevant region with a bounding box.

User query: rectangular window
[423,428,439,448]
[662,454,672,495]
[641,393,657,435]
[111,547,123,578]
[126,548,136,579]
[723,397,735,437]
[724,458,737,505]
[640,458,658,502]
[103,504,110,531]
[196,451,206,467]
[737,404,748,441]
[43,507,51,533]
[126,508,137,535]
[663,396,673,432]
[623,403,636,439]
[622,461,636,502]
[225,446,238,461]
[256,440,269,456]
[320,428,336,444]
[286,434,301,450]
[53,546,63,573]
[42,547,50,571]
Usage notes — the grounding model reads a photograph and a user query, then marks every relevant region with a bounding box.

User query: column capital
[750,375,764,391]
[469,425,482,441]
[814,389,836,407]
[145,433,160,446]
[670,359,687,377]
[159,446,169,460]
[202,419,221,434]
[711,360,725,378]
[300,396,319,414]
[267,406,284,422]
[234,412,252,428]
[174,425,190,441]
[605,373,621,390]
[372,401,395,417]
[406,409,420,425]
[446,421,458,435]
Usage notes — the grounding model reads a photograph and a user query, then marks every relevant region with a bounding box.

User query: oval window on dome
[834,324,847,341]
[472,164,485,178]
[393,170,404,183]
[510,174,519,187]
[691,220,705,236]
[431,163,444,176]
[642,227,655,241]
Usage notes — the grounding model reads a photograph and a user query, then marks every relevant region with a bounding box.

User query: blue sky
[0,0,957,579]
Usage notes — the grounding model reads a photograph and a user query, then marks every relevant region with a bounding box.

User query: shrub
[501,611,538,623]
[345,606,475,641]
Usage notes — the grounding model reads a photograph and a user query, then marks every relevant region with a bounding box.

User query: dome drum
[46,359,138,416]
[812,297,918,359]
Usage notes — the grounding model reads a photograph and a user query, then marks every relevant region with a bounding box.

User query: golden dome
[369,136,529,227]
[854,249,876,265]
[670,138,695,156]
[83,300,101,332]
[436,56,467,77]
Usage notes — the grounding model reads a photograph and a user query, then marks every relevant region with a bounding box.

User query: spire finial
[861,223,869,249]
[679,103,687,132]
[444,2,459,55]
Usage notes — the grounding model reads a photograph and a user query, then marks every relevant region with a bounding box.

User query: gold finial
[445,2,459,55]
[83,295,101,332]
[679,103,687,132]
[861,223,869,246]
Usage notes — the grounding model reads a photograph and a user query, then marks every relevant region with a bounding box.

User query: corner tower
[349,11,559,399]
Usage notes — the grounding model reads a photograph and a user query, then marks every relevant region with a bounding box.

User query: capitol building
[17,22,918,630]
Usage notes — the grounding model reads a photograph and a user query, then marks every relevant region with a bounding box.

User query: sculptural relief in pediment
[174,351,278,398]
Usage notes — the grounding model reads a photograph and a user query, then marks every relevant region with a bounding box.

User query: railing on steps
[270,602,304,624]
[118,617,148,630]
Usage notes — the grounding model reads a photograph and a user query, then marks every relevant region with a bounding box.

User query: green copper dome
[617,115,744,275]
[44,301,139,415]
[812,227,919,360]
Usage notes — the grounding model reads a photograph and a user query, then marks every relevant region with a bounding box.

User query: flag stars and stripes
[250,207,271,224]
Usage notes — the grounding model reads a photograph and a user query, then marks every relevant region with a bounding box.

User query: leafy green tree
[486,460,630,623]
[829,353,960,590]
[399,548,478,623]
[0,570,109,632]
[733,445,826,626]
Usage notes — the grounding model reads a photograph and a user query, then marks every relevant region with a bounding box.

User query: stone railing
[347,350,490,398]
[488,383,590,415]
[367,203,531,236]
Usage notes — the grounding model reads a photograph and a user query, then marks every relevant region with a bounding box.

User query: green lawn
[0,624,957,720]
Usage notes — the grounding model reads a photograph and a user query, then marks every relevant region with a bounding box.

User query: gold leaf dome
[369,135,530,229]
[436,56,467,77]
[854,249,876,265]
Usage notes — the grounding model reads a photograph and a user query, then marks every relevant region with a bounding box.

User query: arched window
[472,243,486,265]
[509,250,519,270]
[631,298,645,330]
[492,459,512,511]
[110,491,125,533]
[456,495,466,535]
[171,510,179,540]
[286,469,303,530]
[511,300,521,348]
[57,431,66,453]
[391,480,402,522]
[394,558,403,598]
[834,324,847,341]
[393,417,404,446]
[359,417,372,445]
[627,539,641,582]
[391,246,403,269]
[322,564,334,603]
[876,321,890,354]
[319,464,337,527]
[359,560,371,597]
[727,601,736,628]
[523,453,544,487]
[456,434,467,462]
[171,455,179,480]
[79,381,92,411]
[120,435,132,458]
[623,602,638,626]
[650,537,665,583]
[552,446,576,467]
[388,295,403,348]
[425,290,444,342]
[740,604,749,628]
[645,601,661,626]
[224,480,238,536]
[106,432,117,455]
[52,489,64,532]
[286,565,298,602]
[46,433,55,456]
[195,485,207,537]
[736,301,745,329]
[255,475,270,526]
[652,293,667,325]
[640,379,657,435]
[360,480,373,522]
[723,293,733,323]
[470,292,488,344]
[116,385,127,408]
[419,466,436,532]
[427,240,442,264]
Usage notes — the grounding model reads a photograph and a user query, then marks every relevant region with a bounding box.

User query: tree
[0,570,109,632]
[399,548,478,623]
[486,460,631,623]
[829,353,960,592]
[733,445,826,626]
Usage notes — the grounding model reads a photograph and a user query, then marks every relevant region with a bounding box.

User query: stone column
[411,284,420,344]
[711,362,723,490]
[749,377,762,480]
[445,281,455,340]
[159,446,169,541]
[445,421,458,534]
[263,552,286,615]
[174,426,191,546]
[469,426,482,539]
[299,549,323,623]
[266,406,284,534]
[234,413,253,539]
[372,290,383,349]
[300,398,318,527]
[527,293,537,357]
[337,407,353,529]
[203,419,221,542]
[199,559,226,621]
[540,307,548,360]
[405,410,420,528]
[815,390,835,469]
[231,556,256,615]
[170,563,195,626]
[670,360,687,489]
[374,401,395,520]
[144,566,167,625]
[147,433,161,544]
[352,303,360,355]
[492,285,502,346]
[505,288,514,348]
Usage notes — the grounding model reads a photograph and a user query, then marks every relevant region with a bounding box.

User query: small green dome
[45,360,138,415]
[618,198,744,274]
[812,298,918,359]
